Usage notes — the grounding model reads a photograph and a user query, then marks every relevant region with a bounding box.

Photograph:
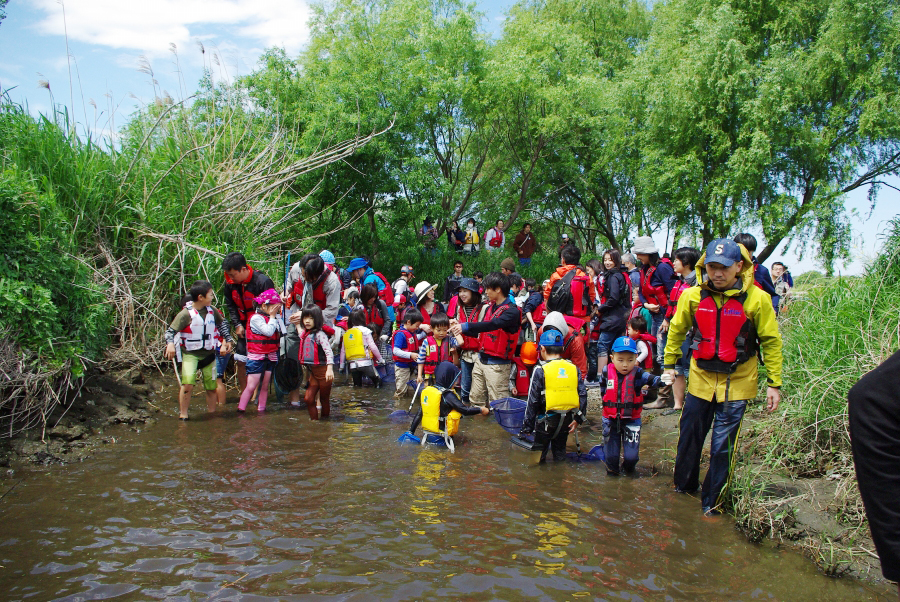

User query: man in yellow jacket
[663,238,783,515]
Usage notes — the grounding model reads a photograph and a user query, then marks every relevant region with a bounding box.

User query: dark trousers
[586,341,599,382]
[350,364,380,387]
[848,350,900,581]
[674,393,747,510]
[535,413,573,462]
[603,417,641,474]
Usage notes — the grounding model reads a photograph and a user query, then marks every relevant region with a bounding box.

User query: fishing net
[490,397,527,435]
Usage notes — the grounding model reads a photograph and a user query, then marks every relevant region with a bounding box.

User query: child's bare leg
[674,375,686,410]
[179,385,194,419]
[257,371,273,411]
[239,373,263,411]
[205,390,218,412]
[216,378,226,405]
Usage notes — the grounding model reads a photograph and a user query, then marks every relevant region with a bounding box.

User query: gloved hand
[660,370,675,385]
[379,334,389,343]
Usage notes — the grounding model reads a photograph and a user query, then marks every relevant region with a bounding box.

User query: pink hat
[253,288,282,304]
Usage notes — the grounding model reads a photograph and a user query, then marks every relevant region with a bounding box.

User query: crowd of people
[166,229,790,515]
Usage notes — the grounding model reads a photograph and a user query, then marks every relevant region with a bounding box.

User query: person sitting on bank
[663,238,783,515]
[518,328,587,463]
[407,361,490,447]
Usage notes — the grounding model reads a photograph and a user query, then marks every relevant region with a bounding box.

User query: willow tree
[634,0,900,267]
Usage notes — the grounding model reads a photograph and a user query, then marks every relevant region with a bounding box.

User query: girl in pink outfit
[340,307,384,387]
[238,289,284,413]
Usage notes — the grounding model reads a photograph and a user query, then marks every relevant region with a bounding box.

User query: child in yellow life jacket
[164,280,234,420]
[416,312,458,385]
[340,306,384,387]
[600,337,663,475]
[238,289,285,413]
[519,328,587,463]
[408,361,489,446]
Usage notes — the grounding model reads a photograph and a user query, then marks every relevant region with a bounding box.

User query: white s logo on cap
[715,244,724,255]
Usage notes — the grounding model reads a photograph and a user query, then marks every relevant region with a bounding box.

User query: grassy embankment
[725,220,899,577]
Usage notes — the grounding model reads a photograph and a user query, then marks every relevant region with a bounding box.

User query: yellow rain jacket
[664,244,782,402]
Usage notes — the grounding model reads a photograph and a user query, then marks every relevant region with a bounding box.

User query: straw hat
[414,281,438,301]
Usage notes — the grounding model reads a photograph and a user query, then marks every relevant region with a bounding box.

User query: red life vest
[298,330,328,365]
[640,265,669,310]
[533,302,547,325]
[602,365,644,420]
[246,314,280,355]
[630,332,657,371]
[488,228,503,247]
[627,303,643,323]
[293,271,329,311]
[512,357,531,396]
[225,267,257,324]
[691,290,757,374]
[548,269,592,318]
[392,328,419,364]
[446,294,459,317]
[367,271,395,307]
[666,277,691,319]
[479,302,520,360]
[365,302,385,329]
[454,301,482,352]
[423,335,452,375]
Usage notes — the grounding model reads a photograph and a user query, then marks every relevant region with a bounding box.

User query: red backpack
[369,271,395,307]
[547,269,591,318]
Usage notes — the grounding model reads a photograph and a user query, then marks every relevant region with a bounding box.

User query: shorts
[673,337,692,377]
[216,352,231,379]
[181,352,217,390]
[246,358,276,375]
[597,330,621,357]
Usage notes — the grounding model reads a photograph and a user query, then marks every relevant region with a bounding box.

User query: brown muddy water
[0,384,892,600]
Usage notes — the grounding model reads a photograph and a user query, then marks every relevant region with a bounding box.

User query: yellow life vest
[421,386,462,436]
[543,359,580,412]
[343,327,368,361]
[465,229,479,245]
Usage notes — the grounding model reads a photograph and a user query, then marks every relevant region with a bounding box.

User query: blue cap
[611,336,638,353]
[347,257,369,272]
[704,239,742,267]
[539,328,565,347]
[319,250,335,264]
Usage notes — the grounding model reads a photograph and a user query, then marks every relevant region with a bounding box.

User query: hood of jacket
[696,244,755,295]
[434,361,460,390]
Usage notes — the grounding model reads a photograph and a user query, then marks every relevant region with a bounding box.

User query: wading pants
[674,393,747,511]
[602,417,641,475]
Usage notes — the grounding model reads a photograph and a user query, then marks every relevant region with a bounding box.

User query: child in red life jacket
[340,306,384,388]
[297,305,334,420]
[627,315,656,373]
[416,312,458,385]
[509,341,539,398]
[392,308,425,398]
[237,289,284,413]
[165,281,234,420]
[600,337,663,475]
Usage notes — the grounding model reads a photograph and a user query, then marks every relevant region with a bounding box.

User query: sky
[0,0,896,275]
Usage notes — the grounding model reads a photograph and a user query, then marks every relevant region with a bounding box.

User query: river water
[0,384,891,600]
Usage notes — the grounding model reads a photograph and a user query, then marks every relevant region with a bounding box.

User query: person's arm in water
[444,390,489,416]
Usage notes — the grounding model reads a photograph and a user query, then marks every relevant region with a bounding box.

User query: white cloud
[28,0,312,57]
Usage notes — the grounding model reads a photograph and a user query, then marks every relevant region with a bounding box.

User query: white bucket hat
[414,281,438,301]
[631,236,658,255]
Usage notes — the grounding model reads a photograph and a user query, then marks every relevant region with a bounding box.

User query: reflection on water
[0,384,890,600]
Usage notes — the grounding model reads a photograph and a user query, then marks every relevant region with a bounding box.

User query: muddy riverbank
[0,367,892,597]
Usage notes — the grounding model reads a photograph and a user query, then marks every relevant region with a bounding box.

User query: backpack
[370,271,395,306]
[547,269,591,318]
